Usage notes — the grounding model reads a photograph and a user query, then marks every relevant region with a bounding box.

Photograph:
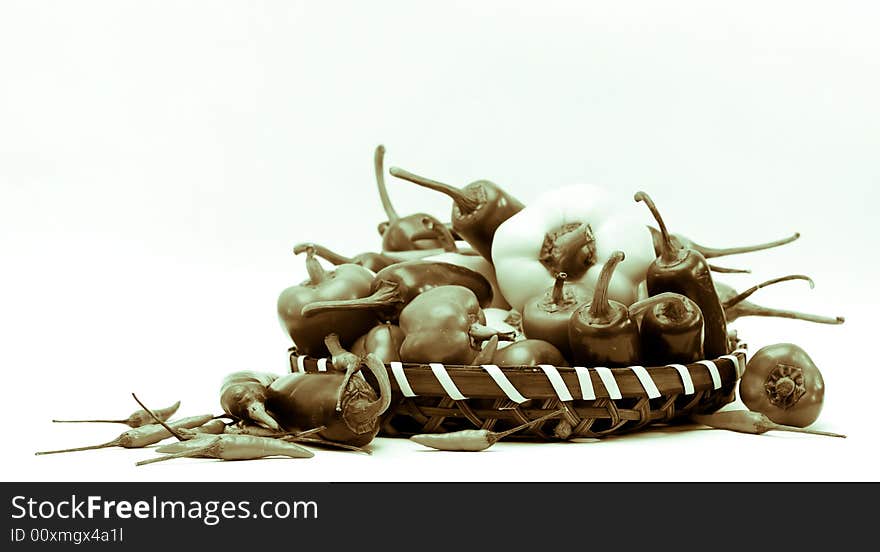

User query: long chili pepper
[176,419,228,439]
[51,400,181,428]
[35,414,214,455]
[691,410,846,438]
[410,408,566,452]
[136,435,315,466]
[715,276,845,325]
[159,427,327,451]
[388,166,525,261]
[635,191,729,359]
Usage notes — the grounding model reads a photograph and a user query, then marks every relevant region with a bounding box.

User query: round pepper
[491,184,655,313]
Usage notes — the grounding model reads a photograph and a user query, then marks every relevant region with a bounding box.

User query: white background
[1,1,877,482]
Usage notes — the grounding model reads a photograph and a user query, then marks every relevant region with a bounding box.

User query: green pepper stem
[389,166,481,213]
[708,264,751,274]
[292,245,326,284]
[301,280,403,319]
[487,408,567,443]
[693,232,801,259]
[726,302,845,325]
[35,440,120,455]
[588,251,625,320]
[131,393,187,442]
[52,418,127,424]
[635,192,678,264]
[722,274,814,309]
[374,145,399,222]
[551,272,568,305]
[628,292,691,321]
[293,242,354,266]
[469,323,516,342]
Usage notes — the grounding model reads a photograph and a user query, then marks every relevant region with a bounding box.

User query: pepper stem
[722,274,814,309]
[374,145,399,222]
[389,166,481,213]
[301,280,403,319]
[727,302,845,325]
[634,191,677,263]
[694,232,801,259]
[469,323,517,342]
[51,419,127,424]
[588,251,625,320]
[131,393,186,442]
[628,292,690,321]
[292,245,326,284]
[551,273,568,305]
[293,242,354,266]
[708,264,751,274]
[487,408,567,443]
[35,440,120,455]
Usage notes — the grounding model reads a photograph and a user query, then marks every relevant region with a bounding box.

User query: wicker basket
[287,347,747,440]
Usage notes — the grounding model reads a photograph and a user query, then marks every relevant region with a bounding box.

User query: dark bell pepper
[276,245,376,357]
[568,251,641,367]
[373,145,458,252]
[631,292,704,365]
[388,165,525,261]
[635,192,729,359]
[398,285,510,365]
[351,323,406,364]
[300,260,494,323]
[521,272,592,360]
[477,335,568,367]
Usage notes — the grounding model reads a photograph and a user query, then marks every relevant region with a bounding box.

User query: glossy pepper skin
[276,245,376,357]
[486,338,568,367]
[634,293,705,365]
[351,323,405,364]
[373,146,458,253]
[521,272,592,360]
[388,166,525,261]
[635,192,729,359]
[398,285,504,365]
[490,183,656,314]
[301,260,494,323]
[568,251,641,367]
[739,343,825,428]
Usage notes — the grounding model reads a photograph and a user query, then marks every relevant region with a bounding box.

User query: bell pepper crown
[300,260,495,324]
[521,272,593,358]
[568,251,642,367]
[714,275,845,325]
[398,285,516,365]
[491,184,656,314]
[388,165,525,261]
[276,245,376,357]
[634,191,730,359]
[372,145,458,253]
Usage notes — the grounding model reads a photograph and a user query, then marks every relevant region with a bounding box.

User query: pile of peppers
[272,144,846,440]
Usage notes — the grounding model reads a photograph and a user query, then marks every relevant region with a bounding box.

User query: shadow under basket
[287,348,748,440]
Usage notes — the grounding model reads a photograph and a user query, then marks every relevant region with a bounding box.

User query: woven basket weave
[287,348,747,440]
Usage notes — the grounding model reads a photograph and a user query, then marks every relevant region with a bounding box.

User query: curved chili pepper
[635,192,729,359]
[388,166,525,261]
[398,285,512,365]
[373,145,457,252]
[568,251,640,367]
[294,242,398,273]
[715,275,845,325]
[647,227,801,259]
[521,272,592,360]
[630,292,705,365]
[300,260,494,323]
[276,245,376,356]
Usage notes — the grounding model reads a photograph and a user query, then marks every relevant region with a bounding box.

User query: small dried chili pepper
[410,409,566,451]
[691,410,845,438]
[568,251,641,367]
[301,260,494,324]
[35,414,214,455]
[521,272,592,360]
[277,245,376,356]
[293,242,398,273]
[630,292,705,365]
[219,371,281,431]
[715,276,845,325]
[388,165,525,261]
[177,419,228,438]
[647,227,800,260]
[739,343,830,428]
[373,145,458,253]
[52,400,181,428]
[398,285,513,365]
[635,191,729,359]
[136,435,315,465]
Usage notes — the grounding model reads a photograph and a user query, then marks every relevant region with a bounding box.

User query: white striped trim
[697,360,722,389]
[538,364,574,402]
[481,364,529,404]
[630,365,661,399]
[316,358,328,372]
[295,355,306,373]
[721,350,747,378]
[594,367,622,399]
[668,364,695,395]
[389,361,416,397]
[429,363,467,401]
[574,367,595,400]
